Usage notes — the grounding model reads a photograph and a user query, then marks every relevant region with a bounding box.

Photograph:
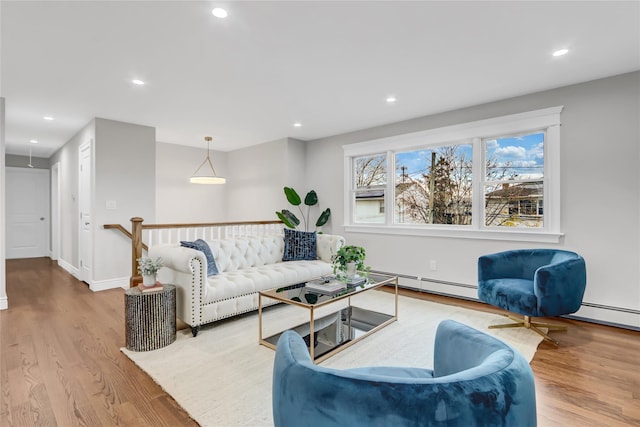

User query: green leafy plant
[276,186,331,231]
[332,245,368,276]
[137,257,163,276]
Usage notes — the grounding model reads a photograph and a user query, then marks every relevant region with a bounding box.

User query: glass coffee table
[258,273,398,363]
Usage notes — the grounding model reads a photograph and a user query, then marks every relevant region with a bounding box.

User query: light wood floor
[1,258,639,426]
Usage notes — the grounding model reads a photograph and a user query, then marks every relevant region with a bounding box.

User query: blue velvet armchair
[272,320,537,427]
[478,249,586,345]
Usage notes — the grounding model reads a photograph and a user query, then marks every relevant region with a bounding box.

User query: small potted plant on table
[332,245,368,282]
[137,256,164,287]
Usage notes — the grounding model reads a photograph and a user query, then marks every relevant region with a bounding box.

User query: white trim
[51,162,61,260]
[344,224,563,243]
[58,258,80,279]
[90,276,129,292]
[343,106,564,156]
[343,106,564,242]
[0,98,6,310]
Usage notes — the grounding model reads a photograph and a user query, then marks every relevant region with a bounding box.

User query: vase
[142,274,156,286]
[346,262,357,279]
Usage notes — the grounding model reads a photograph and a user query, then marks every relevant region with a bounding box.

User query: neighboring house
[485,182,543,228]
[355,188,385,223]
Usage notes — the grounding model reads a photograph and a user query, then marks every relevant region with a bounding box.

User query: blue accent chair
[478,249,586,345]
[272,320,537,427]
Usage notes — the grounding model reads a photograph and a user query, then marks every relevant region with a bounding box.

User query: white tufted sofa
[149,233,345,336]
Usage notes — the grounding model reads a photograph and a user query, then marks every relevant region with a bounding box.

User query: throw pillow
[180,239,219,276]
[282,229,317,261]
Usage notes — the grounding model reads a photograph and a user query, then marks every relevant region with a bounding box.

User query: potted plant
[137,256,163,286]
[276,187,331,232]
[332,245,368,280]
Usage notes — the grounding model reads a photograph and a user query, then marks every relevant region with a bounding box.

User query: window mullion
[472,137,482,229]
[386,150,395,225]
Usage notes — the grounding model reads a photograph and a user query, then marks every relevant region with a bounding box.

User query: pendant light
[190,136,226,184]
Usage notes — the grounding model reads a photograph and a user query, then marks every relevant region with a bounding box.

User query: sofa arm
[149,244,208,330]
[149,244,206,274]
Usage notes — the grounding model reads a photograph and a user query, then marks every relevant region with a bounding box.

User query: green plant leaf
[284,187,301,206]
[276,210,300,229]
[304,190,318,206]
[316,208,331,227]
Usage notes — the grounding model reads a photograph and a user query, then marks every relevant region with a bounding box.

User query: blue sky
[395,132,544,181]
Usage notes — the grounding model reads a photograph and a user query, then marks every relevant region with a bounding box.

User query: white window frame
[343,106,563,243]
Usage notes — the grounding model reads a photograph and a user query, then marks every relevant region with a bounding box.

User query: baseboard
[371,270,640,330]
[90,276,129,292]
[0,296,8,310]
[57,258,79,279]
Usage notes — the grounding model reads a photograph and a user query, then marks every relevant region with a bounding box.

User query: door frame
[78,140,93,284]
[51,162,60,261]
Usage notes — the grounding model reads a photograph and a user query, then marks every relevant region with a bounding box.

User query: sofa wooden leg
[191,325,200,337]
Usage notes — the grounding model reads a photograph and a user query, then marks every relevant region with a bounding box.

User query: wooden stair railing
[104,217,283,287]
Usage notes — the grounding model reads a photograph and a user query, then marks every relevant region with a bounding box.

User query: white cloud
[495,145,527,158]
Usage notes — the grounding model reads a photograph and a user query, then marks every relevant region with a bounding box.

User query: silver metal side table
[125,284,176,351]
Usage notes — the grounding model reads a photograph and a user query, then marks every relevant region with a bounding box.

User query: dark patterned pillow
[282,229,317,261]
[180,239,219,276]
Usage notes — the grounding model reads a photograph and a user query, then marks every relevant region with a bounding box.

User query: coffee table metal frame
[258,273,398,363]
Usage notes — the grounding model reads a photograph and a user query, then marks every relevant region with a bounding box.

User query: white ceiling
[2,1,639,158]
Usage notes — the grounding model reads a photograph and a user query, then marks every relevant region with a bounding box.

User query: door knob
[40,217,45,221]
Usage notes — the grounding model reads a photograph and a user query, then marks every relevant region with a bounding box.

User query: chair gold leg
[489,314,566,345]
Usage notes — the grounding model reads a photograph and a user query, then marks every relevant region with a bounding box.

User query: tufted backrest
[204,233,344,273]
[207,235,284,272]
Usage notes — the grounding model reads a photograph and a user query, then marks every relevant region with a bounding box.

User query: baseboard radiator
[370,269,640,332]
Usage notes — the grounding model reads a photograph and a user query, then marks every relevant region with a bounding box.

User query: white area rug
[122,291,544,427]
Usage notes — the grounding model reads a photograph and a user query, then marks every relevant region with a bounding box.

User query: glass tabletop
[260,273,396,307]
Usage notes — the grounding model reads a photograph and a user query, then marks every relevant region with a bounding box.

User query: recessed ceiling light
[43,115,54,121]
[212,8,228,18]
[552,48,569,57]
[293,122,302,128]
[132,79,145,85]
[386,96,397,103]
[29,139,38,144]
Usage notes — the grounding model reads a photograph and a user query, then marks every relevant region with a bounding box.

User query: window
[343,107,563,242]
[353,154,386,224]
[483,132,544,228]
[395,144,473,225]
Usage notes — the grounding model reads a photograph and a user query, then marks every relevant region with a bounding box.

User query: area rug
[122,291,544,427]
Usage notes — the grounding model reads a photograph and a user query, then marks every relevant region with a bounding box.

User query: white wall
[155,142,227,223]
[306,71,640,328]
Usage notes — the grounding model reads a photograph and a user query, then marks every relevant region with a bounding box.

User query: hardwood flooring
[1,258,639,426]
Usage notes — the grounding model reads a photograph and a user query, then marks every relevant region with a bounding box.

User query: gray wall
[306,71,640,327]
[225,137,308,222]
[6,154,50,169]
[155,141,227,223]
[49,118,156,289]
[94,118,156,284]
[49,120,94,273]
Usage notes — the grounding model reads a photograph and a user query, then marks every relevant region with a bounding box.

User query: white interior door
[6,167,50,259]
[79,141,92,284]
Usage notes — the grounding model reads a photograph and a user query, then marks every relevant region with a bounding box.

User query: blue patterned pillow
[283,229,317,261]
[180,239,219,276]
